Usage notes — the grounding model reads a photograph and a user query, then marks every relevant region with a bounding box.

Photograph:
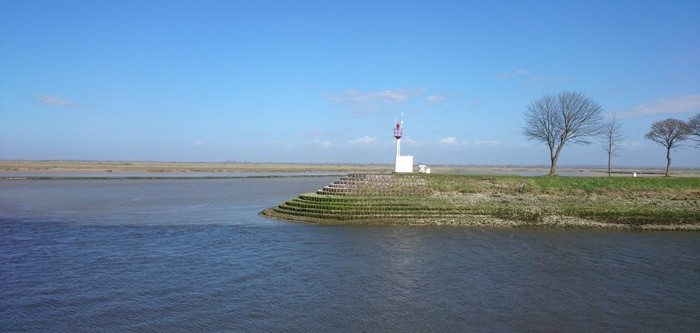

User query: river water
[1,177,698,332]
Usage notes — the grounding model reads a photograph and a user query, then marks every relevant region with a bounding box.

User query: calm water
[1,177,698,332]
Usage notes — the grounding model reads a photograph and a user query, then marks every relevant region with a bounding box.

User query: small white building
[418,164,431,174]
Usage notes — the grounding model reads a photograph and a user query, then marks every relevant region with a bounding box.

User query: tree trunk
[549,144,563,176]
[607,150,612,177]
[665,146,672,177]
[549,158,557,176]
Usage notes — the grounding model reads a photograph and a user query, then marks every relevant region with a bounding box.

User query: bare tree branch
[601,117,625,177]
[687,113,700,146]
[644,118,690,176]
[523,91,604,175]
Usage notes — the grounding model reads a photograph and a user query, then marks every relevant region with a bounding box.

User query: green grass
[532,176,700,193]
[426,174,699,225]
[427,174,700,194]
[427,174,535,194]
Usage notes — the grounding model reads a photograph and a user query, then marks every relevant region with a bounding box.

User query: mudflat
[1,160,698,177]
[0,160,388,174]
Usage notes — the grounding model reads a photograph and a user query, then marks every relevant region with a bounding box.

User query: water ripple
[1,178,699,332]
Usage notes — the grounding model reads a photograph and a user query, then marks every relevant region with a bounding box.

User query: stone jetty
[261,173,489,225]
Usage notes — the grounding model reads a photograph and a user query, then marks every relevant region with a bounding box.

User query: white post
[396,137,401,157]
[394,138,400,172]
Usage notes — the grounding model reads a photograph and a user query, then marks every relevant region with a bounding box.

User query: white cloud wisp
[623,93,700,117]
[348,136,378,145]
[36,94,75,107]
[326,88,425,114]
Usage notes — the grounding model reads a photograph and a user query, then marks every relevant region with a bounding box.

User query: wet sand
[1,160,699,177]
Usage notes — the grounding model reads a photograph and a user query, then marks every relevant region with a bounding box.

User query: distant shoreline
[0,160,390,175]
[2,160,699,177]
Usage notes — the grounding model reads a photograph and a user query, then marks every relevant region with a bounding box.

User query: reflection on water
[1,178,699,332]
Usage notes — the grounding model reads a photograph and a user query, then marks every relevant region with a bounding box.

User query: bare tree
[601,117,624,177]
[644,118,689,176]
[687,113,700,146]
[523,91,604,176]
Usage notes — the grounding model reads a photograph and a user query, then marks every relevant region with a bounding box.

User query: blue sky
[1,0,699,167]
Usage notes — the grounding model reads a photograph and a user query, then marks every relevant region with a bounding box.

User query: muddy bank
[3,160,699,177]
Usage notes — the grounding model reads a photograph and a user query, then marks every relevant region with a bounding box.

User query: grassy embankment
[264,174,700,230]
[430,175,699,226]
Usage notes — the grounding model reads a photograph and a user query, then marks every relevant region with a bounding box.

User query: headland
[262,173,700,231]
